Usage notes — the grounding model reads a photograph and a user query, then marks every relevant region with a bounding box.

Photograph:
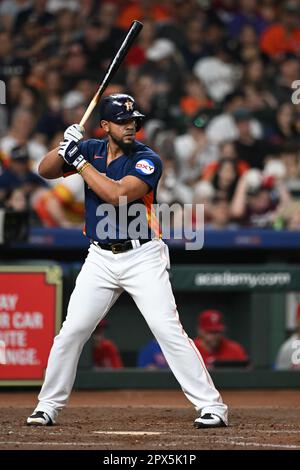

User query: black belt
[92,239,151,254]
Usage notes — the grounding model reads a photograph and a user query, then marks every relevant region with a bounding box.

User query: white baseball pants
[35,239,228,424]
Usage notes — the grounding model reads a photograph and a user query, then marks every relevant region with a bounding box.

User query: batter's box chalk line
[93,431,165,436]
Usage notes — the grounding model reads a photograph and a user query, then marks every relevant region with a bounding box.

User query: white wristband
[73,155,86,170]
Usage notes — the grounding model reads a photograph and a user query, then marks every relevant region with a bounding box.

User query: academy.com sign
[194,271,291,288]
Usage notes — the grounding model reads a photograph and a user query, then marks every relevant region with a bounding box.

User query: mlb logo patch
[135,159,155,175]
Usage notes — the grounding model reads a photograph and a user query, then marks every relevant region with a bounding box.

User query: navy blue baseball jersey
[63,138,162,243]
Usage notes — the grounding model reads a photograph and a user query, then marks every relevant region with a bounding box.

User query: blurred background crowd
[0,0,300,230]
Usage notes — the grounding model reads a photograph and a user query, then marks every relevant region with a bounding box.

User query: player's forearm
[38,147,64,179]
[80,165,122,205]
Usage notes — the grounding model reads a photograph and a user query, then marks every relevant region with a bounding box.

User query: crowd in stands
[0,0,300,230]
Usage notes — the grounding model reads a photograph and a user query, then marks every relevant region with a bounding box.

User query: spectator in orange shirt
[194,310,248,368]
[180,75,214,118]
[260,1,300,59]
[117,0,172,30]
[92,320,123,369]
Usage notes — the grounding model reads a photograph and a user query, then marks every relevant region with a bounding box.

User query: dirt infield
[0,390,299,450]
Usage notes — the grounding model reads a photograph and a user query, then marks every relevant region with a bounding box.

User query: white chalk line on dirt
[93,431,164,436]
[1,435,300,449]
[220,430,300,435]
[92,430,300,436]
[216,439,300,449]
[256,430,300,434]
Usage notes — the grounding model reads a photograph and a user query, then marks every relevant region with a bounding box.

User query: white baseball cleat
[26,411,53,426]
[194,413,227,429]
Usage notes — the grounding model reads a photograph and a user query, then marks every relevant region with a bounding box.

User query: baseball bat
[79,20,143,128]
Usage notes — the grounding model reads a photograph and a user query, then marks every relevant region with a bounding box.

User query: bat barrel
[79,20,143,128]
[100,21,143,92]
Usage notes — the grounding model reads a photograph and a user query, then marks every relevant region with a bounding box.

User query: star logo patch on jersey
[124,100,134,112]
[135,159,155,175]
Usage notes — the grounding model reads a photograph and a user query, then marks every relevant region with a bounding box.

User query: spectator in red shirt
[260,1,300,60]
[92,320,123,369]
[194,310,248,368]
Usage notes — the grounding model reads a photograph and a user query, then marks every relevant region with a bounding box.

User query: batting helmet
[99,94,145,131]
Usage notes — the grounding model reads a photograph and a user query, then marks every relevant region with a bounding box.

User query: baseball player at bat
[26,94,228,428]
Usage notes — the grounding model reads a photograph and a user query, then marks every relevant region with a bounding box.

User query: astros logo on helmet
[99,94,145,130]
